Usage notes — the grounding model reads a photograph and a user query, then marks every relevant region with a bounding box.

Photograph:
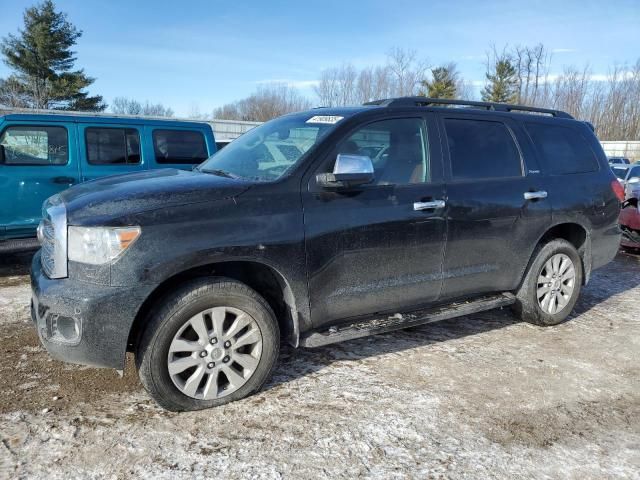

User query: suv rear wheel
[514,239,583,326]
[136,277,280,411]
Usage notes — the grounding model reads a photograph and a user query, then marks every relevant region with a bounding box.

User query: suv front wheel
[136,277,280,411]
[514,239,583,326]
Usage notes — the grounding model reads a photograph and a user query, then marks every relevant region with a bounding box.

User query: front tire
[136,277,280,411]
[514,239,583,326]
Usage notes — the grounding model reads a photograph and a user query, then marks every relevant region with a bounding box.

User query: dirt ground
[0,250,639,479]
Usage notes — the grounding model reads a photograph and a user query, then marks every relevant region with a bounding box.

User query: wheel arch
[127,259,301,356]
[524,221,592,287]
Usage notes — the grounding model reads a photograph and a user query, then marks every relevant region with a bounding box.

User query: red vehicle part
[619,198,640,248]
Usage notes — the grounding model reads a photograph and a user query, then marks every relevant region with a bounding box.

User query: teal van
[0,112,216,248]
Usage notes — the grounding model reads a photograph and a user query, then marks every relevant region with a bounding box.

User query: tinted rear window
[444,118,522,180]
[86,128,140,165]
[525,123,598,175]
[153,129,207,165]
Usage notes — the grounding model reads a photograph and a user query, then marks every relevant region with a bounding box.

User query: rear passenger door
[524,120,606,229]
[147,127,209,171]
[78,124,145,181]
[439,113,551,299]
[0,122,79,238]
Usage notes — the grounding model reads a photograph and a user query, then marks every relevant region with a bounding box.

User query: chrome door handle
[414,200,446,211]
[524,191,547,200]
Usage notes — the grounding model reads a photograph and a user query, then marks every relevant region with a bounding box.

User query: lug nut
[200,351,207,358]
[223,355,230,363]
[210,338,218,345]
[207,362,215,369]
[224,341,231,348]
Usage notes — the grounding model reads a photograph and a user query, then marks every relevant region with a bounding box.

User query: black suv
[31,97,622,411]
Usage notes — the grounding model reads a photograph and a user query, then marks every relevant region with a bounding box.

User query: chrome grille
[40,217,56,277]
[39,196,68,279]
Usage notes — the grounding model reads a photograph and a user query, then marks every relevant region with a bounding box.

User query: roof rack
[364,97,573,119]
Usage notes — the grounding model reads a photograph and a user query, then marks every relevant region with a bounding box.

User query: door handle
[414,200,446,211]
[52,176,76,185]
[523,190,547,200]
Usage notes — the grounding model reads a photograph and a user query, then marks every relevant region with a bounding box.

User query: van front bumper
[30,251,154,370]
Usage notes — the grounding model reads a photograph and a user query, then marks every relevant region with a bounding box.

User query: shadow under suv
[30,97,622,411]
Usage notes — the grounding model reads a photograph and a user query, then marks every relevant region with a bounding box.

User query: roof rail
[364,97,573,119]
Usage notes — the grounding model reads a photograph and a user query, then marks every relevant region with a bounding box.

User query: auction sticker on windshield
[306,115,344,124]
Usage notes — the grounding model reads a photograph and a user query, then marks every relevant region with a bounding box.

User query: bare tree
[512,43,551,104]
[212,83,311,122]
[314,48,429,106]
[111,97,174,117]
[386,47,428,96]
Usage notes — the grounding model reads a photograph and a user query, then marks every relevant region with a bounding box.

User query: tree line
[1,1,638,140]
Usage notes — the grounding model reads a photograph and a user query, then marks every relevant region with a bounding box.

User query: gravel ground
[0,250,639,479]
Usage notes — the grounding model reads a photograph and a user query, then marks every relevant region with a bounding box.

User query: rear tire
[513,239,583,326]
[136,277,280,411]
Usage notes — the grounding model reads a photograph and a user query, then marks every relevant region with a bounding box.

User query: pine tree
[420,65,458,99]
[481,59,518,103]
[0,0,105,111]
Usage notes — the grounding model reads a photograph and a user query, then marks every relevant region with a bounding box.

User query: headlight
[68,226,141,265]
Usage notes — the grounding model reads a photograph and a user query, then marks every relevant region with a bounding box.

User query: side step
[300,292,516,348]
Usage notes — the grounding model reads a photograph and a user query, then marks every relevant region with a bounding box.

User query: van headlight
[68,226,141,265]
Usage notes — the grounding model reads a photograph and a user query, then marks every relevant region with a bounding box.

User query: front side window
[154,130,207,165]
[525,123,598,175]
[86,128,140,165]
[333,118,429,185]
[0,125,68,165]
[199,113,342,181]
[444,118,522,180]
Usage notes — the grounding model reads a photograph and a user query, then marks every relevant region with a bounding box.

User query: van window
[86,128,141,165]
[153,129,207,164]
[0,125,68,165]
[444,118,522,180]
[525,123,598,174]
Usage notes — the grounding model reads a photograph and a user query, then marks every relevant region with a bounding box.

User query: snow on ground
[0,251,639,479]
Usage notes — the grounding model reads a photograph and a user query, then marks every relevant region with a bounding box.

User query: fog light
[50,314,81,344]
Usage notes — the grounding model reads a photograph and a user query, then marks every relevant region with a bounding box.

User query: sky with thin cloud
[0,0,637,116]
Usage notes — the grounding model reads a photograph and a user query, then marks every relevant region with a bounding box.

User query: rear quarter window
[153,129,208,165]
[525,123,599,175]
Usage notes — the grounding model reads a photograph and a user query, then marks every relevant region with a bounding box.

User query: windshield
[199,114,344,181]
[613,167,629,179]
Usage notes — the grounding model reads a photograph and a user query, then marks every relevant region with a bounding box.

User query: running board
[300,292,516,348]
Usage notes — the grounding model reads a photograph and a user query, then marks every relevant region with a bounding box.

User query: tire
[136,277,280,411]
[513,239,583,326]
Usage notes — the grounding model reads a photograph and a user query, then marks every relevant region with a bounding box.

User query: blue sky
[1,0,638,116]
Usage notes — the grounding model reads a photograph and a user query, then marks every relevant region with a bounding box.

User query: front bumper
[30,251,154,369]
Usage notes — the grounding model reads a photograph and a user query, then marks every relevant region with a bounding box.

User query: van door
[0,122,79,239]
[438,113,551,299]
[77,123,146,181]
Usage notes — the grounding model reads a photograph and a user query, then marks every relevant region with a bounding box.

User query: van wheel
[513,239,583,326]
[136,277,280,411]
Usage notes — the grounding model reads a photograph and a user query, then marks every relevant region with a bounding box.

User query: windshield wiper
[201,168,239,179]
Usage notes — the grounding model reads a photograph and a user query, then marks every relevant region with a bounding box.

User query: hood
[59,168,251,224]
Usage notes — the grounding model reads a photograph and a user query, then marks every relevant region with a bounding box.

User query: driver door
[301,114,447,329]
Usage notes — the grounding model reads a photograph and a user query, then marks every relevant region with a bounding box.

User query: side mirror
[316,154,374,189]
[0,145,5,164]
